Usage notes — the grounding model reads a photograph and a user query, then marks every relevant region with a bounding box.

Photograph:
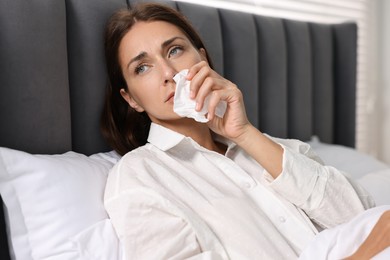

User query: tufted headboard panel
[0,0,357,258]
[0,0,357,155]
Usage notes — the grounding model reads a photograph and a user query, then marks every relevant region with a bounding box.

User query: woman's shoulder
[122,143,155,159]
[113,143,159,171]
[104,144,161,199]
[108,142,170,180]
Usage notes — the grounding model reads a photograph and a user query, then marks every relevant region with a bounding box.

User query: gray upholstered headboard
[0,0,356,258]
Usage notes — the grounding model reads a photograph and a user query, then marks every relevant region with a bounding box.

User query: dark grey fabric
[310,23,334,144]
[255,16,288,138]
[0,0,357,154]
[284,19,313,141]
[0,0,358,256]
[66,0,127,155]
[219,9,259,127]
[128,0,177,8]
[333,23,357,147]
[0,0,71,154]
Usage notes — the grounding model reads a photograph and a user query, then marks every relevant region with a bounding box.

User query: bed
[1,0,389,259]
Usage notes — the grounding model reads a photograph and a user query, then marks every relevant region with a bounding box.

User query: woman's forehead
[124,21,187,47]
[119,21,190,63]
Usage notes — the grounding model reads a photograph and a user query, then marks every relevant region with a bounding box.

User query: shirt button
[279,216,286,223]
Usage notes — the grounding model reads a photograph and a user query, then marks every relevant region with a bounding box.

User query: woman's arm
[187,61,284,178]
[231,124,284,178]
[187,61,374,228]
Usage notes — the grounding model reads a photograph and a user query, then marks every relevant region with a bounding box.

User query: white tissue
[173,69,227,123]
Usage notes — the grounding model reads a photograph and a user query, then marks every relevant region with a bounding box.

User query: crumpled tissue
[173,69,227,123]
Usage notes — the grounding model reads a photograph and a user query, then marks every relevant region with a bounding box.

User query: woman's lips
[165,92,175,102]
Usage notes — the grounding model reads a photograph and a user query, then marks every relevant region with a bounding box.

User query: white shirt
[104,123,374,260]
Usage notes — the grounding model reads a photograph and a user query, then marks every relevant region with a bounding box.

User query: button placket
[214,156,256,189]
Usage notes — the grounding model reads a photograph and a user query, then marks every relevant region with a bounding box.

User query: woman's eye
[135,64,148,75]
[168,46,183,58]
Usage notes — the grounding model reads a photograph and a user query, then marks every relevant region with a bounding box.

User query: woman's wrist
[232,125,284,178]
[230,123,258,147]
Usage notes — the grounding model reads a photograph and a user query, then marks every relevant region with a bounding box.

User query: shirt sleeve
[105,185,225,260]
[263,138,375,229]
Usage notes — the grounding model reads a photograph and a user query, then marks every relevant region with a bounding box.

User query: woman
[101,3,377,259]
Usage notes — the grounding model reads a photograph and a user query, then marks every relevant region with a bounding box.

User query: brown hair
[101,3,213,156]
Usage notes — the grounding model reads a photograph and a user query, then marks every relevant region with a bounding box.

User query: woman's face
[118,20,207,125]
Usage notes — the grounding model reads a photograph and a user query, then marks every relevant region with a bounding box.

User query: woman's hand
[187,61,283,177]
[186,61,251,142]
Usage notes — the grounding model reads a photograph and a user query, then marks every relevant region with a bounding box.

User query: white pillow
[0,147,119,260]
[307,137,389,179]
[357,169,390,206]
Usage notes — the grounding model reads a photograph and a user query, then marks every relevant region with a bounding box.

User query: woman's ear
[120,88,145,112]
[199,48,207,62]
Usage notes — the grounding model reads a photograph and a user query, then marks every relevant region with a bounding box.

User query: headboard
[0,0,357,258]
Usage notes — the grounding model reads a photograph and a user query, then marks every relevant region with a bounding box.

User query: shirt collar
[147,122,237,152]
[147,123,186,151]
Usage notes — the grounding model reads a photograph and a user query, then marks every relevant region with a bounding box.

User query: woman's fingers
[207,86,244,123]
[186,60,208,81]
[186,61,209,98]
[194,77,226,112]
[205,89,223,121]
[186,61,246,133]
[186,62,250,140]
[187,63,230,112]
[188,63,213,99]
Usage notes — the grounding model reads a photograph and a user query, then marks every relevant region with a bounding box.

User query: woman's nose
[161,60,177,85]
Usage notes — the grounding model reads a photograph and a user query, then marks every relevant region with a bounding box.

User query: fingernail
[190,90,195,99]
[195,102,200,111]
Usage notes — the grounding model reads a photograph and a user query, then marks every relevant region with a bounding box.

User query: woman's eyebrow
[127,52,147,69]
[161,36,185,49]
[126,36,185,69]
